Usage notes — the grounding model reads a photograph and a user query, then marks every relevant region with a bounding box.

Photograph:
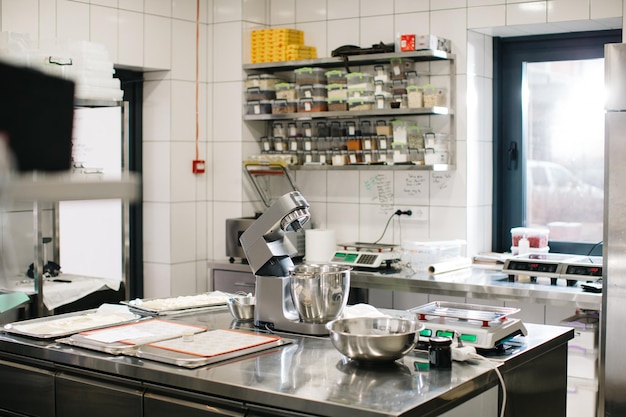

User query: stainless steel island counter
[0,308,572,417]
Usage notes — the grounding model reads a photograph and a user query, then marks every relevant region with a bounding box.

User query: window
[493,30,621,255]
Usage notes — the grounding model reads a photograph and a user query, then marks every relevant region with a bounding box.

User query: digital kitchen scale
[502,253,603,286]
[330,242,401,269]
[408,301,528,350]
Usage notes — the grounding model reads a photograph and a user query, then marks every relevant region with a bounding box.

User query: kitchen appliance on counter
[226,216,305,263]
[330,242,401,270]
[409,301,528,351]
[228,161,306,263]
[502,253,602,286]
[239,191,350,335]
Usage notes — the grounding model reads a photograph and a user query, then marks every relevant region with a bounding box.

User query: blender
[239,191,350,335]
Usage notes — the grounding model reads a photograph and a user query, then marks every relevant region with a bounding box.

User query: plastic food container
[245,87,276,101]
[407,85,423,108]
[401,240,466,275]
[374,65,389,82]
[275,82,297,100]
[374,93,391,110]
[327,98,348,112]
[327,84,348,100]
[347,87,374,99]
[390,57,413,80]
[391,79,408,95]
[245,74,280,89]
[297,84,327,99]
[298,98,327,112]
[423,85,447,107]
[294,67,327,85]
[346,72,374,90]
[325,69,346,85]
[511,227,550,248]
[246,100,272,115]
[375,121,393,137]
[348,97,375,111]
[272,99,298,114]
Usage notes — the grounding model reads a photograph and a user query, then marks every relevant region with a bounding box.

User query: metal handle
[507,141,518,170]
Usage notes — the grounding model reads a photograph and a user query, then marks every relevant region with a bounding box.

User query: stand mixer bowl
[289,264,351,323]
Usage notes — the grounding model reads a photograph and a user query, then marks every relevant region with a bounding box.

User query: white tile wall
[548,0,591,22]
[90,5,119,61]
[1,0,623,298]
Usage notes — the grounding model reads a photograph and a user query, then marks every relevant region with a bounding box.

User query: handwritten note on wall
[361,172,394,207]
[394,171,429,205]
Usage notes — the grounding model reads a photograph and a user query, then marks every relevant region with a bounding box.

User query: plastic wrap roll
[428,257,472,275]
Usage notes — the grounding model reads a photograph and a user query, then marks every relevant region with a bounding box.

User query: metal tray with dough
[121,291,233,316]
[135,329,292,368]
[2,309,142,339]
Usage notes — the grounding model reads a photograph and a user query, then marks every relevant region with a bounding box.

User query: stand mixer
[240,191,346,335]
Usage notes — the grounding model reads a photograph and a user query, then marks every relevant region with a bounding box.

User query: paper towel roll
[305,229,336,263]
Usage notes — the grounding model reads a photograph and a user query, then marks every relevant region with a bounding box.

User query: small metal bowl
[326,317,424,362]
[227,296,255,321]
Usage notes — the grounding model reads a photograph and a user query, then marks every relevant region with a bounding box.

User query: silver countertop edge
[0,310,573,417]
[209,261,602,309]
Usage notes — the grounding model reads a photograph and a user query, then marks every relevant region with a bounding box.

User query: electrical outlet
[401,207,428,221]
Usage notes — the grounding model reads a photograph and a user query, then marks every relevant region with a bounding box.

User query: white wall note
[394,171,429,205]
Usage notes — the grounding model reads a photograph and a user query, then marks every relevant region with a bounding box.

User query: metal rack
[8,100,140,317]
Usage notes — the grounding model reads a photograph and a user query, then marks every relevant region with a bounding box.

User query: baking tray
[121,291,233,316]
[57,318,208,355]
[135,329,292,368]
[2,309,142,339]
[408,301,520,322]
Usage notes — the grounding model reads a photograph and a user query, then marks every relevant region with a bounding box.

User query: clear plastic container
[325,69,346,85]
[297,84,327,99]
[374,65,389,82]
[346,72,374,90]
[391,79,407,95]
[298,97,327,112]
[275,82,297,100]
[375,121,393,137]
[374,93,391,109]
[271,99,297,114]
[246,100,272,115]
[510,227,550,248]
[245,73,280,89]
[348,97,375,111]
[294,67,327,85]
[327,97,348,112]
[401,240,466,275]
[374,80,390,95]
[245,87,276,101]
[390,57,413,80]
[407,85,423,108]
[347,87,375,99]
[327,84,348,100]
[423,84,447,107]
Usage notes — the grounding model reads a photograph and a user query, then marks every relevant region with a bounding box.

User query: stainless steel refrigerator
[600,42,626,416]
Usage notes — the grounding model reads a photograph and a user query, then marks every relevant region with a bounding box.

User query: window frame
[492,30,622,255]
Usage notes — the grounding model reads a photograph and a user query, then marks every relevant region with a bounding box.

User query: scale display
[502,253,603,285]
[330,242,400,269]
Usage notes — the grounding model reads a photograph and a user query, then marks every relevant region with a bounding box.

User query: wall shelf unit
[243,49,456,170]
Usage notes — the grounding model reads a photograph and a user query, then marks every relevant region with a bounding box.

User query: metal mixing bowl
[227,296,255,321]
[289,264,351,323]
[326,317,424,362]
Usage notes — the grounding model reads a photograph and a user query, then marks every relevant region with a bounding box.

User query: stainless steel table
[0,307,573,417]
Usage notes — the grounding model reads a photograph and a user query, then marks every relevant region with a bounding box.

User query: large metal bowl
[289,264,351,323]
[326,317,424,362]
[227,295,255,321]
